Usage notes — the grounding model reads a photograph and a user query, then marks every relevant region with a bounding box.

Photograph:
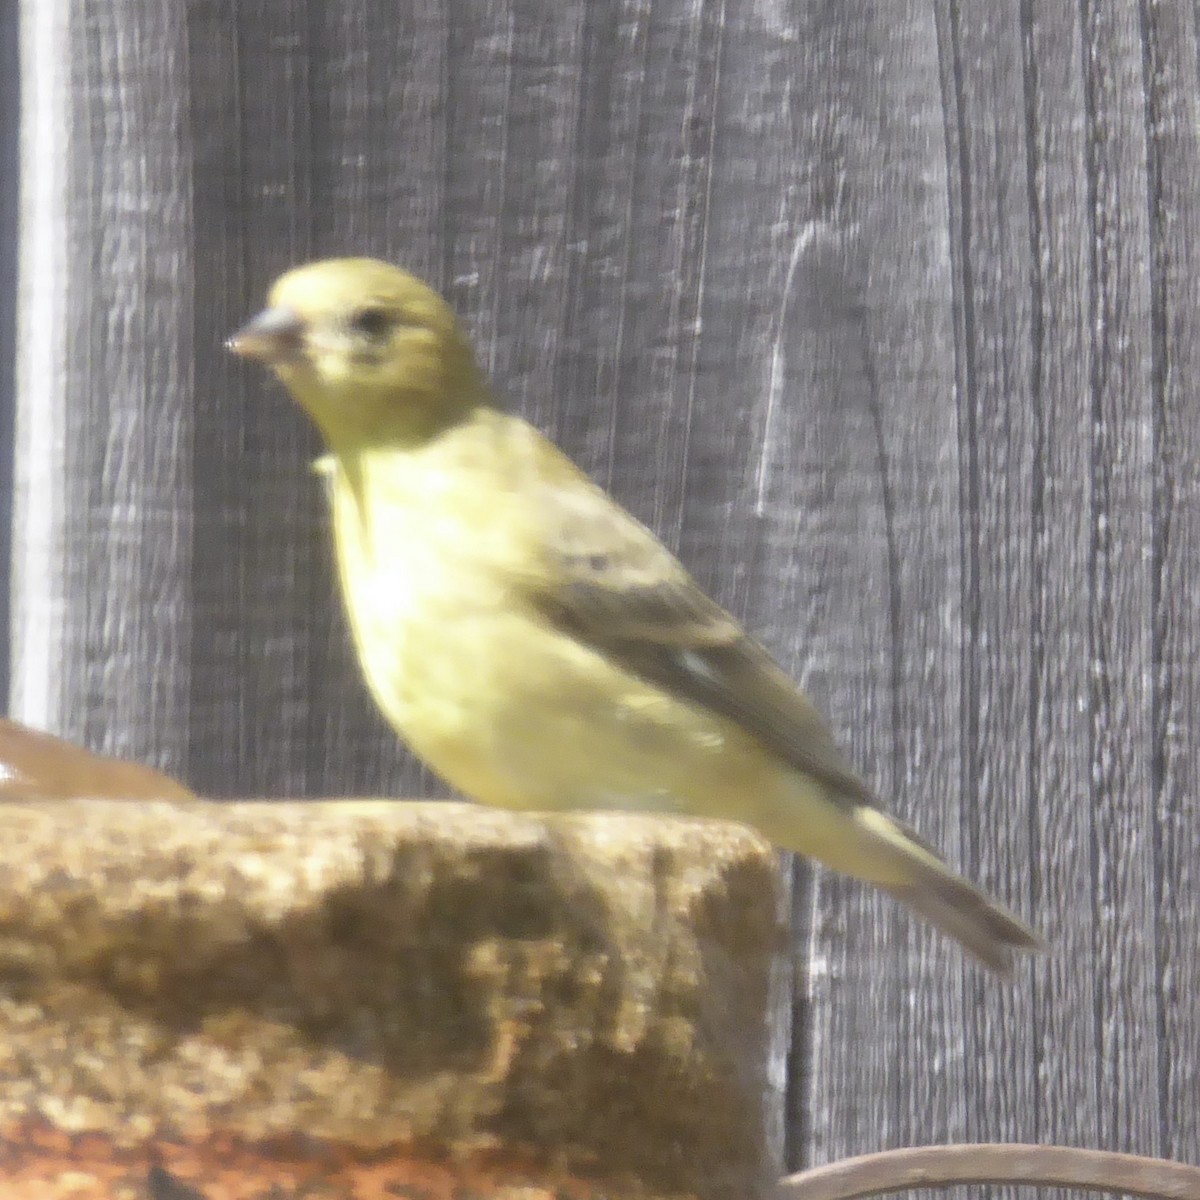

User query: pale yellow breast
[326,437,525,760]
[321,425,783,820]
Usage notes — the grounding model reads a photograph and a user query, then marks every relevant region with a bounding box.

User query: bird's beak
[225,307,306,362]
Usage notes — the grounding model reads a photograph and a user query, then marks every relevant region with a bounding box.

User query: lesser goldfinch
[228,258,1043,973]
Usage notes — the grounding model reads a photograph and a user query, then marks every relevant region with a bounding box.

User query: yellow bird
[229,257,1043,973]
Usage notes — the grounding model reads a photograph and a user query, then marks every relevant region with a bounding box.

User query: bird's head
[228,258,487,449]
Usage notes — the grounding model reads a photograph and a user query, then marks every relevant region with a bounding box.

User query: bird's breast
[330,461,519,666]
[321,448,767,818]
[326,456,543,793]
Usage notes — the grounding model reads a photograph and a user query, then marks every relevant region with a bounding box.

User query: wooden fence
[10,0,1200,1176]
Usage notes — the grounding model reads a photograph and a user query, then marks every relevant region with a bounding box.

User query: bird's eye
[348,307,393,339]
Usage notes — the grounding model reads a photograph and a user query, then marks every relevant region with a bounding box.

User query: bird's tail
[879,855,1045,975]
[755,776,1045,973]
[854,807,1045,975]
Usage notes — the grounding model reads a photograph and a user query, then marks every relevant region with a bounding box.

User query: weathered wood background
[11,0,1200,1178]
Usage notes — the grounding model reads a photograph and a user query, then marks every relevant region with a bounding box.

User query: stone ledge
[0,799,783,1200]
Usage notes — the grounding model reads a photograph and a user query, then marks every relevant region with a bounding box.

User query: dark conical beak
[225,307,306,362]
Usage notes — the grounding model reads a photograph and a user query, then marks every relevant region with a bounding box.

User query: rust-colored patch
[0,1119,680,1199]
[0,721,194,803]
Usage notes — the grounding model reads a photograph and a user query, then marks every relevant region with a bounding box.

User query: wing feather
[528,478,873,806]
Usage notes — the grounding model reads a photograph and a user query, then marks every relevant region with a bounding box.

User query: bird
[228,256,1044,973]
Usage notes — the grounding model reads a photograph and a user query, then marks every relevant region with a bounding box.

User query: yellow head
[228,258,486,449]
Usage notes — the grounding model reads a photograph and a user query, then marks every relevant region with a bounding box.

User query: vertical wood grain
[938,0,1041,1168]
[1078,0,1159,1158]
[785,0,974,1166]
[14,0,193,773]
[1020,0,1104,1175]
[185,0,329,798]
[1139,0,1200,1166]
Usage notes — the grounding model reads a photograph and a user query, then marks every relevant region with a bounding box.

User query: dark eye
[348,307,393,339]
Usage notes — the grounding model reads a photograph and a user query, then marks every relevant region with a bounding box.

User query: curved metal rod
[777,1143,1200,1200]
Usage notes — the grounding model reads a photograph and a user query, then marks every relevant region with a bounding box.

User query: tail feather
[760,780,1045,973]
[852,809,1045,975]
[883,868,1045,975]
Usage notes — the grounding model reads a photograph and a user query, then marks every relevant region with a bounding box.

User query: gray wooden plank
[550,0,655,483]
[555,0,728,550]
[793,0,1185,1172]
[185,0,332,798]
[1076,0,1161,1159]
[0,0,17,707]
[786,0,973,1167]
[1020,0,1104,1170]
[14,1,194,774]
[453,0,590,441]
[937,0,1041,1161]
[1141,0,1200,1164]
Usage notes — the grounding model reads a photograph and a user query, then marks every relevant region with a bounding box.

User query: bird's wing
[527,477,874,805]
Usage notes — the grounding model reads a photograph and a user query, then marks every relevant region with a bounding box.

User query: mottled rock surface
[0,799,783,1199]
